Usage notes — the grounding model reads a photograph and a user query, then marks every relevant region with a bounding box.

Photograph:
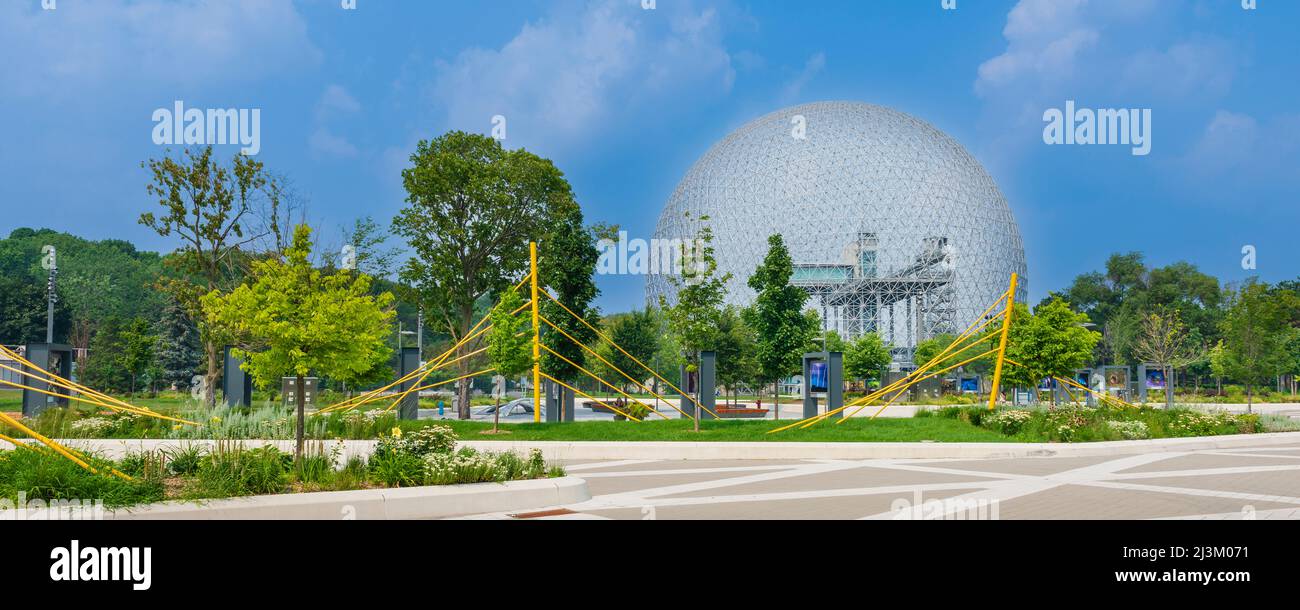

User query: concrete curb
[458,432,1300,460]
[84,477,589,520]
[10,431,1299,462]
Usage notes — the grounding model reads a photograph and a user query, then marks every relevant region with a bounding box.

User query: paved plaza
[460,439,1300,520]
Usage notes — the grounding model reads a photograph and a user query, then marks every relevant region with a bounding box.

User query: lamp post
[45,246,57,344]
[416,306,424,363]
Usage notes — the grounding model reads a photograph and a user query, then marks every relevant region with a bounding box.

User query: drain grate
[509,508,578,519]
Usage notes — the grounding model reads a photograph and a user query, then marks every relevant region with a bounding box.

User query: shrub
[1044,407,1092,442]
[183,443,289,499]
[423,448,506,485]
[163,444,207,476]
[983,410,1032,436]
[396,425,457,457]
[1107,420,1150,440]
[68,417,114,437]
[0,448,164,509]
[956,407,987,427]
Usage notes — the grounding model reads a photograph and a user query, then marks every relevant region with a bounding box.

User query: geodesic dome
[646,101,1028,363]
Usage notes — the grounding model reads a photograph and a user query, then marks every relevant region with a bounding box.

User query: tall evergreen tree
[743,234,817,420]
[155,295,203,391]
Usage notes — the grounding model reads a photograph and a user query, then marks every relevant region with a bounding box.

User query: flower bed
[0,426,563,509]
[917,404,1261,443]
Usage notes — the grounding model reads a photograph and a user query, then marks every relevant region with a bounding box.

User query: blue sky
[2,0,1297,313]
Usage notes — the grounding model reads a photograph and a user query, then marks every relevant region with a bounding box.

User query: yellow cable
[538,342,668,420]
[538,314,697,419]
[539,290,711,417]
[539,372,642,422]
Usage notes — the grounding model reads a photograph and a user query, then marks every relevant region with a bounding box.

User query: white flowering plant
[1106,420,1149,440]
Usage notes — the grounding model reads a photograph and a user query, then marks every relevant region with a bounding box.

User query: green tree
[742,234,817,420]
[339,216,400,279]
[715,307,758,406]
[0,228,160,348]
[999,299,1101,401]
[117,318,158,397]
[486,288,534,433]
[79,317,130,393]
[1131,308,1205,407]
[820,330,847,353]
[539,201,601,389]
[605,308,661,389]
[845,332,891,387]
[0,274,69,344]
[659,214,731,426]
[393,131,573,419]
[140,147,284,405]
[154,295,203,391]
[201,225,395,458]
[1217,280,1295,412]
[913,333,995,375]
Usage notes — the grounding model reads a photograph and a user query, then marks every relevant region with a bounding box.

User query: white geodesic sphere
[646,101,1028,356]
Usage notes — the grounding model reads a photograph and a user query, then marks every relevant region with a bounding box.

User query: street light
[398,322,415,349]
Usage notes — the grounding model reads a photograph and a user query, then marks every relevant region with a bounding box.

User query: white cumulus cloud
[0,0,320,99]
[426,0,735,152]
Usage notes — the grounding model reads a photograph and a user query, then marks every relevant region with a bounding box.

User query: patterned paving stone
[1116,453,1300,474]
[903,455,1124,476]
[995,484,1297,520]
[458,441,1300,520]
[583,489,981,520]
[582,468,793,497]
[1120,470,1300,499]
[655,464,999,499]
[571,459,813,473]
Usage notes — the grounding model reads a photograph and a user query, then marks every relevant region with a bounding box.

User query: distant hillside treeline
[0,227,165,346]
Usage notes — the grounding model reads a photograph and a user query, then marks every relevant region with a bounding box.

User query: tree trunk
[493,396,500,434]
[653,378,660,413]
[205,341,219,408]
[1165,365,1173,409]
[295,374,306,460]
[457,303,474,419]
[774,378,781,422]
[1246,383,1253,414]
[693,384,700,433]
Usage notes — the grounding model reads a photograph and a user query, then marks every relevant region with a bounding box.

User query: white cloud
[309,85,362,160]
[1183,111,1300,183]
[975,0,1214,100]
[427,0,735,151]
[316,84,362,120]
[310,128,360,160]
[973,0,1241,161]
[781,52,826,101]
[0,0,320,99]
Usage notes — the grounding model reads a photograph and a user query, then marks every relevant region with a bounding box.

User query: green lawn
[0,390,20,412]
[419,417,1012,443]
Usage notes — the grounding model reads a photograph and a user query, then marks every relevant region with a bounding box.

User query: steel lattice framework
[646,101,1028,366]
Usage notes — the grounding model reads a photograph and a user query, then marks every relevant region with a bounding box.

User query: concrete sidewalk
[19,431,1300,462]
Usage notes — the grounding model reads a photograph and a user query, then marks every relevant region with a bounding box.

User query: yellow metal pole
[531,242,541,424]
[987,273,1019,410]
